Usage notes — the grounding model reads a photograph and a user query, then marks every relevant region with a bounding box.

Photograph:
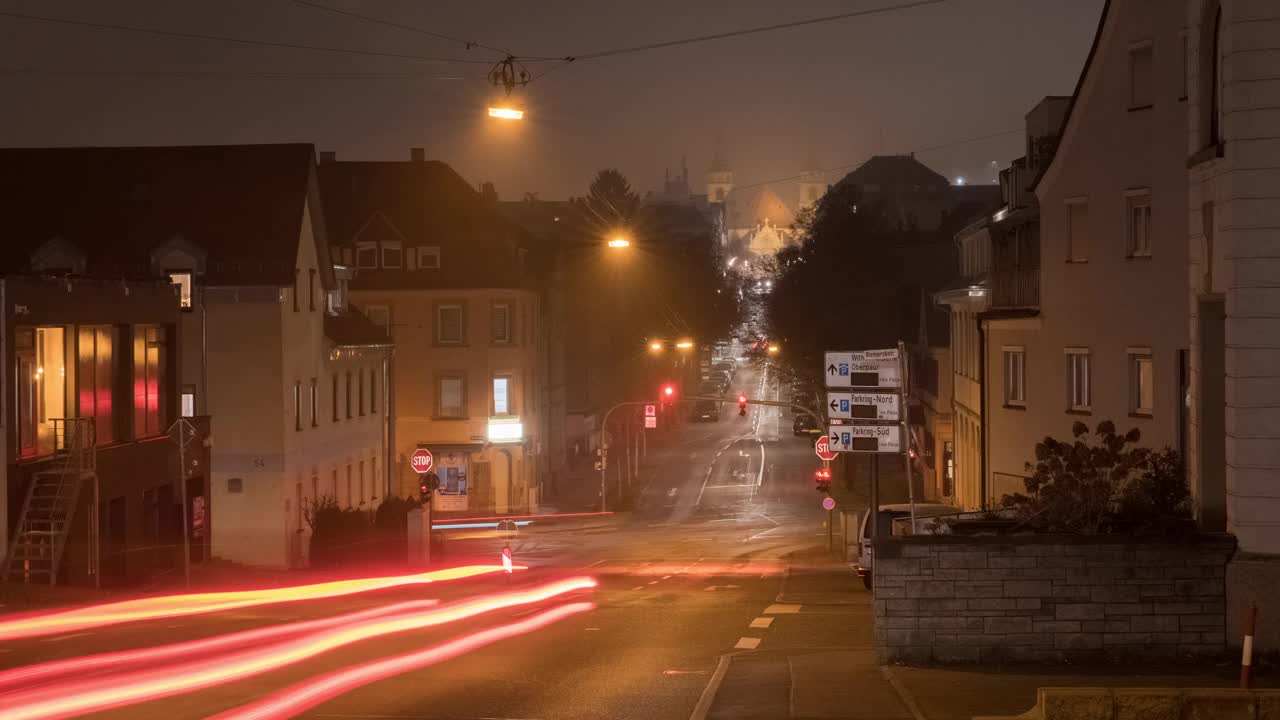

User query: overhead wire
[288,0,523,59]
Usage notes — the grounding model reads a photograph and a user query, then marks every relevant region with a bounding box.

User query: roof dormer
[150,234,208,276]
[29,235,87,275]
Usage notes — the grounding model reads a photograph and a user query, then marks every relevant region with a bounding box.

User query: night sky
[1,0,1103,199]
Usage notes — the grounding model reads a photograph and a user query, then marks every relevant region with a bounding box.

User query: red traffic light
[737,393,748,417]
[814,468,832,481]
[662,384,676,398]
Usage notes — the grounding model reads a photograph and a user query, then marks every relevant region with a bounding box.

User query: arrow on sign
[827,364,837,375]
[829,399,839,412]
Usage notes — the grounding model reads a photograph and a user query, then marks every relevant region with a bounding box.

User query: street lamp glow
[649,341,663,352]
[487,106,525,120]
[675,340,694,350]
[767,344,780,354]
[607,237,631,248]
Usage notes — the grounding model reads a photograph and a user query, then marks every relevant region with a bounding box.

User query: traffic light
[815,467,832,494]
[420,472,440,498]
[737,393,748,416]
[660,383,676,405]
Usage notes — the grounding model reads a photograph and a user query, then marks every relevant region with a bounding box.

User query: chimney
[319,151,336,164]
[410,147,425,162]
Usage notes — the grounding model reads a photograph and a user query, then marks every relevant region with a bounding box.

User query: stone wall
[873,534,1235,663]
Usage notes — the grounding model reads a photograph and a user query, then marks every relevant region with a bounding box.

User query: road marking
[584,559,608,568]
[648,580,660,585]
[688,655,731,720]
[704,584,740,591]
[882,665,928,720]
[763,603,802,614]
[734,637,761,650]
[663,669,711,676]
[756,442,766,487]
[662,575,672,580]
[702,484,751,490]
[585,627,601,631]
[630,586,645,591]
[758,512,780,526]
[750,617,774,629]
[42,632,90,642]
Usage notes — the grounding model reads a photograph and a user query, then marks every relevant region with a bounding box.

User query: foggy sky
[1,0,1104,199]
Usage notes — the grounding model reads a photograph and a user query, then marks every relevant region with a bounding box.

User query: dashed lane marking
[734,637,761,650]
[763,603,802,614]
[630,586,645,591]
[750,617,774,629]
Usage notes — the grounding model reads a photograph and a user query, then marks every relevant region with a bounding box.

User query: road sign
[644,416,657,429]
[826,391,901,421]
[827,424,902,454]
[814,435,837,461]
[644,404,657,417]
[822,496,836,511]
[824,348,902,389]
[411,448,434,474]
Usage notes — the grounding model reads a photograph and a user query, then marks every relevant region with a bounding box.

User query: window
[345,371,353,419]
[168,271,193,310]
[436,304,465,344]
[331,374,339,422]
[493,375,512,415]
[358,371,366,416]
[437,374,466,418]
[346,464,353,508]
[308,269,317,311]
[292,269,300,312]
[1003,349,1025,407]
[17,327,68,457]
[309,378,318,427]
[1127,192,1152,256]
[365,305,390,330]
[359,460,366,504]
[381,241,403,269]
[1130,353,1154,416]
[491,302,512,344]
[1066,199,1088,262]
[355,242,377,269]
[227,477,243,494]
[1199,3,1224,149]
[370,369,379,413]
[78,325,118,445]
[181,384,196,418]
[1067,349,1092,412]
[293,381,302,431]
[416,246,441,269]
[331,468,339,499]
[1129,42,1153,109]
[132,325,167,438]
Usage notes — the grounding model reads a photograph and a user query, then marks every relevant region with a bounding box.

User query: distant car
[793,414,821,436]
[855,503,965,590]
[690,399,721,422]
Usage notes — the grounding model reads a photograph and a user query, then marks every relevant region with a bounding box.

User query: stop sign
[814,435,837,461]
[411,448,434,475]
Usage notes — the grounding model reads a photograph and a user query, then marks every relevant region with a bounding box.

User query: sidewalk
[702,560,1273,720]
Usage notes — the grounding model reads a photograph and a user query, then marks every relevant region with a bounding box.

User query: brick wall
[873,534,1235,663]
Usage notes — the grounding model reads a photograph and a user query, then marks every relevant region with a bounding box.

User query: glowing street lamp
[487,106,525,120]
[767,344,781,354]
[675,340,694,350]
[649,341,664,352]
[607,237,631,248]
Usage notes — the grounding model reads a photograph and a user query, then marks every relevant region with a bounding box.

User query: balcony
[992,267,1039,309]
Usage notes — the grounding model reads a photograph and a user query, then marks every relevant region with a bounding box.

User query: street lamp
[649,341,664,352]
[607,237,631,248]
[675,340,694,350]
[767,344,780,354]
[487,106,525,120]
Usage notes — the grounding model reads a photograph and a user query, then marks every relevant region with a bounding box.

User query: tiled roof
[0,144,322,286]
[325,309,392,347]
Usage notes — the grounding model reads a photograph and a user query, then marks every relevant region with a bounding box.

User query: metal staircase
[3,418,96,584]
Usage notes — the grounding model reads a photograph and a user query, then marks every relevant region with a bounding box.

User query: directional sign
[814,435,837,461]
[411,448,435,474]
[827,424,903,454]
[824,348,902,389]
[822,496,836,511]
[827,391,901,421]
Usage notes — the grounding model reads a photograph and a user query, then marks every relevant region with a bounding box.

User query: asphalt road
[0,366,865,720]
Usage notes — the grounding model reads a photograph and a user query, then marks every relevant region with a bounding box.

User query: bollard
[1240,602,1258,689]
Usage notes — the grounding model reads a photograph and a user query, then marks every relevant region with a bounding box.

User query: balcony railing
[992,268,1039,309]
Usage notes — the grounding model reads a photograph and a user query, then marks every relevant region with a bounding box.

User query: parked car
[793,414,821,435]
[689,398,721,422]
[855,503,965,589]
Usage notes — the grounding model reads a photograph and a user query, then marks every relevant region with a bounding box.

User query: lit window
[132,325,167,438]
[167,271,193,310]
[1003,349,1026,407]
[491,302,512,344]
[1127,192,1152,257]
[16,326,68,457]
[1129,42,1153,109]
[416,247,441,269]
[437,304,464,344]
[381,241,403,269]
[1067,349,1091,412]
[355,242,377,269]
[79,325,118,445]
[1066,199,1088,262]
[438,374,466,418]
[493,375,511,415]
[1131,354,1154,416]
[181,385,196,418]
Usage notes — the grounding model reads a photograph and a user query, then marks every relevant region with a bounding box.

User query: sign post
[644,403,657,430]
[412,448,435,564]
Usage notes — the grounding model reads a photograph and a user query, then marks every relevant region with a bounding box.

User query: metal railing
[992,268,1039,309]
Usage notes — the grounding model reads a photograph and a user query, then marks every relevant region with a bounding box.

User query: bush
[1001,421,1191,535]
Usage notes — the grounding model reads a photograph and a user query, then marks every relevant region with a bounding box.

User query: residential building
[985,2,1189,502]
[832,154,1001,234]
[0,144,390,571]
[0,274,195,587]
[1184,0,1280,650]
[907,295,954,504]
[320,151,546,515]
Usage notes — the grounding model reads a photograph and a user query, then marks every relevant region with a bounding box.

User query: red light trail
[438,510,614,523]
[0,599,439,694]
[1,577,596,720]
[0,564,514,642]
[208,601,595,720]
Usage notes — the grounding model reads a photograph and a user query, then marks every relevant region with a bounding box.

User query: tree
[581,169,640,229]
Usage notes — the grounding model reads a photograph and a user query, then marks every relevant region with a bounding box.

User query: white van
[854,503,965,590]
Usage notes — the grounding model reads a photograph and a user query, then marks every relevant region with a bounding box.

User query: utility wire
[0,9,494,64]
[0,68,467,80]
[288,0,521,59]
[732,128,1023,191]
[543,0,951,64]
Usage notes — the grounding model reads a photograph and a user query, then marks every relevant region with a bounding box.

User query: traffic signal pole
[599,400,652,513]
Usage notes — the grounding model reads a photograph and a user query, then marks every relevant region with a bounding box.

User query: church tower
[799,144,826,208]
[706,139,734,203]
